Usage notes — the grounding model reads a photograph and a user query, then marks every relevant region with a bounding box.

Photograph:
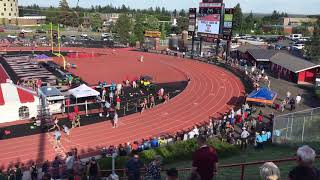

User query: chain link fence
[272,107,320,144]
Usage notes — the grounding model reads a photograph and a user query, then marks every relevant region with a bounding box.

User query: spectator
[151,137,159,148]
[65,152,75,179]
[288,145,320,180]
[255,132,263,150]
[0,170,5,180]
[296,94,302,105]
[52,156,62,180]
[41,160,49,175]
[260,162,280,180]
[192,135,218,180]
[87,157,100,180]
[14,164,23,180]
[240,127,250,150]
[145,155,162,180]
[125,154,144,180]
[30,162,38,180]
[166,168,178,180]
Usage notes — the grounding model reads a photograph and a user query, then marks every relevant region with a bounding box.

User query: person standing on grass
[113,111,118,128]
[240,127,250,151]
[255,132,263,150]
[126,154,144,180]
[192,135,218,180]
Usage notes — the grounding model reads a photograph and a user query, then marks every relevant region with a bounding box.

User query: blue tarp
[35,54,49,59]
[247,87,277,101]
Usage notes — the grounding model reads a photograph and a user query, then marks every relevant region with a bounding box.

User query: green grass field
[163,144,320,180]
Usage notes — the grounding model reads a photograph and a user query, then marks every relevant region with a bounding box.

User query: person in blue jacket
[255,132,263,150]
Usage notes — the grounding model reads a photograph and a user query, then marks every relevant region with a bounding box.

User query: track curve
[0,47,245,168]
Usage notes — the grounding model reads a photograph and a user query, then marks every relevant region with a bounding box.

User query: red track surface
[0,47,245,168]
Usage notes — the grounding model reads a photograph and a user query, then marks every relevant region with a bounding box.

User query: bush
[98,139,239,171]
[315,88,320,99]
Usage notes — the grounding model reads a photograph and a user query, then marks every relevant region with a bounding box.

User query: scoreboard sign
[188,8,197,35]
[197,5,222,36]
[222,8,234,40]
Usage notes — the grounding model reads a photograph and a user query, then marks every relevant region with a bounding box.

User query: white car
[7,35,17,39]
[21,29,33,33]
[292,44,305,50]
[80,34,88,38]
[70,35,76,40]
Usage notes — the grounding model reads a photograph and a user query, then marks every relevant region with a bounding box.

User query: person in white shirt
[101,88,106,102]
[193,126,199,136]
[240,127,250,150]
[286,91,291,99]
[296,94,302,105]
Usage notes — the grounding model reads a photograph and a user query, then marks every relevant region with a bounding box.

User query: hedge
[98,138,239,171]
[315,88,320,99]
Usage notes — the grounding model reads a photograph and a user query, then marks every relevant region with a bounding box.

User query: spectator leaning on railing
[288,145,320,180]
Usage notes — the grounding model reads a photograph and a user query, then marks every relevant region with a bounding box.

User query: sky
[20,0,320,15]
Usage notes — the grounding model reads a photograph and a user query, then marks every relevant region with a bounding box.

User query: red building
[270,52,320,84]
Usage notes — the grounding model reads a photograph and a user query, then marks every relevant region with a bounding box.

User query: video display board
[197,5,222,35]
[222,8,234,40]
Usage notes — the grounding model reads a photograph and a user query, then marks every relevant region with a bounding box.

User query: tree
[244,11,254,33]
[179,9,186,17]
[306,19,320,62]
[233,3,243,33]
[145,15,160,31]
[59,0,69,26]
[90,13,102,32]
[160,23,166,40]
[114,14,133,44]
[134,14,146,43]
[176,17,188,34]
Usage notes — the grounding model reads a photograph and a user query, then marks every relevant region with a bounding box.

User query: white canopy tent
[68,84,99,100]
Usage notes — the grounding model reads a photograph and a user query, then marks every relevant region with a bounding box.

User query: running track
[0,47,245,168]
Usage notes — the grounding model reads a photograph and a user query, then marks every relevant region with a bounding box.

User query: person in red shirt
[192,135,218,180]
[116,96,121,110]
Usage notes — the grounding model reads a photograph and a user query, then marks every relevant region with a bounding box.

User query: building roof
[39,86,62,97]
[236,44,262,53]
[247,49,278,61]
[270,52,319,73]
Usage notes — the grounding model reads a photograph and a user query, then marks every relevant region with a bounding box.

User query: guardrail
[100,156,320,180]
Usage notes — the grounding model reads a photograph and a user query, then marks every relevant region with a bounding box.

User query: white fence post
[302,117,306,142]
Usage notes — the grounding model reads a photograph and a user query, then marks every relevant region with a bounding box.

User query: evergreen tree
[114,14,133,44]
[306,19,320,62]
[233,3,243,33]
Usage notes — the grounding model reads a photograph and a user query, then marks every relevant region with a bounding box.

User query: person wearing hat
[240,127,250,150]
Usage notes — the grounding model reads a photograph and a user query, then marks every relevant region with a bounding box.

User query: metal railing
[100,156,320,180]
